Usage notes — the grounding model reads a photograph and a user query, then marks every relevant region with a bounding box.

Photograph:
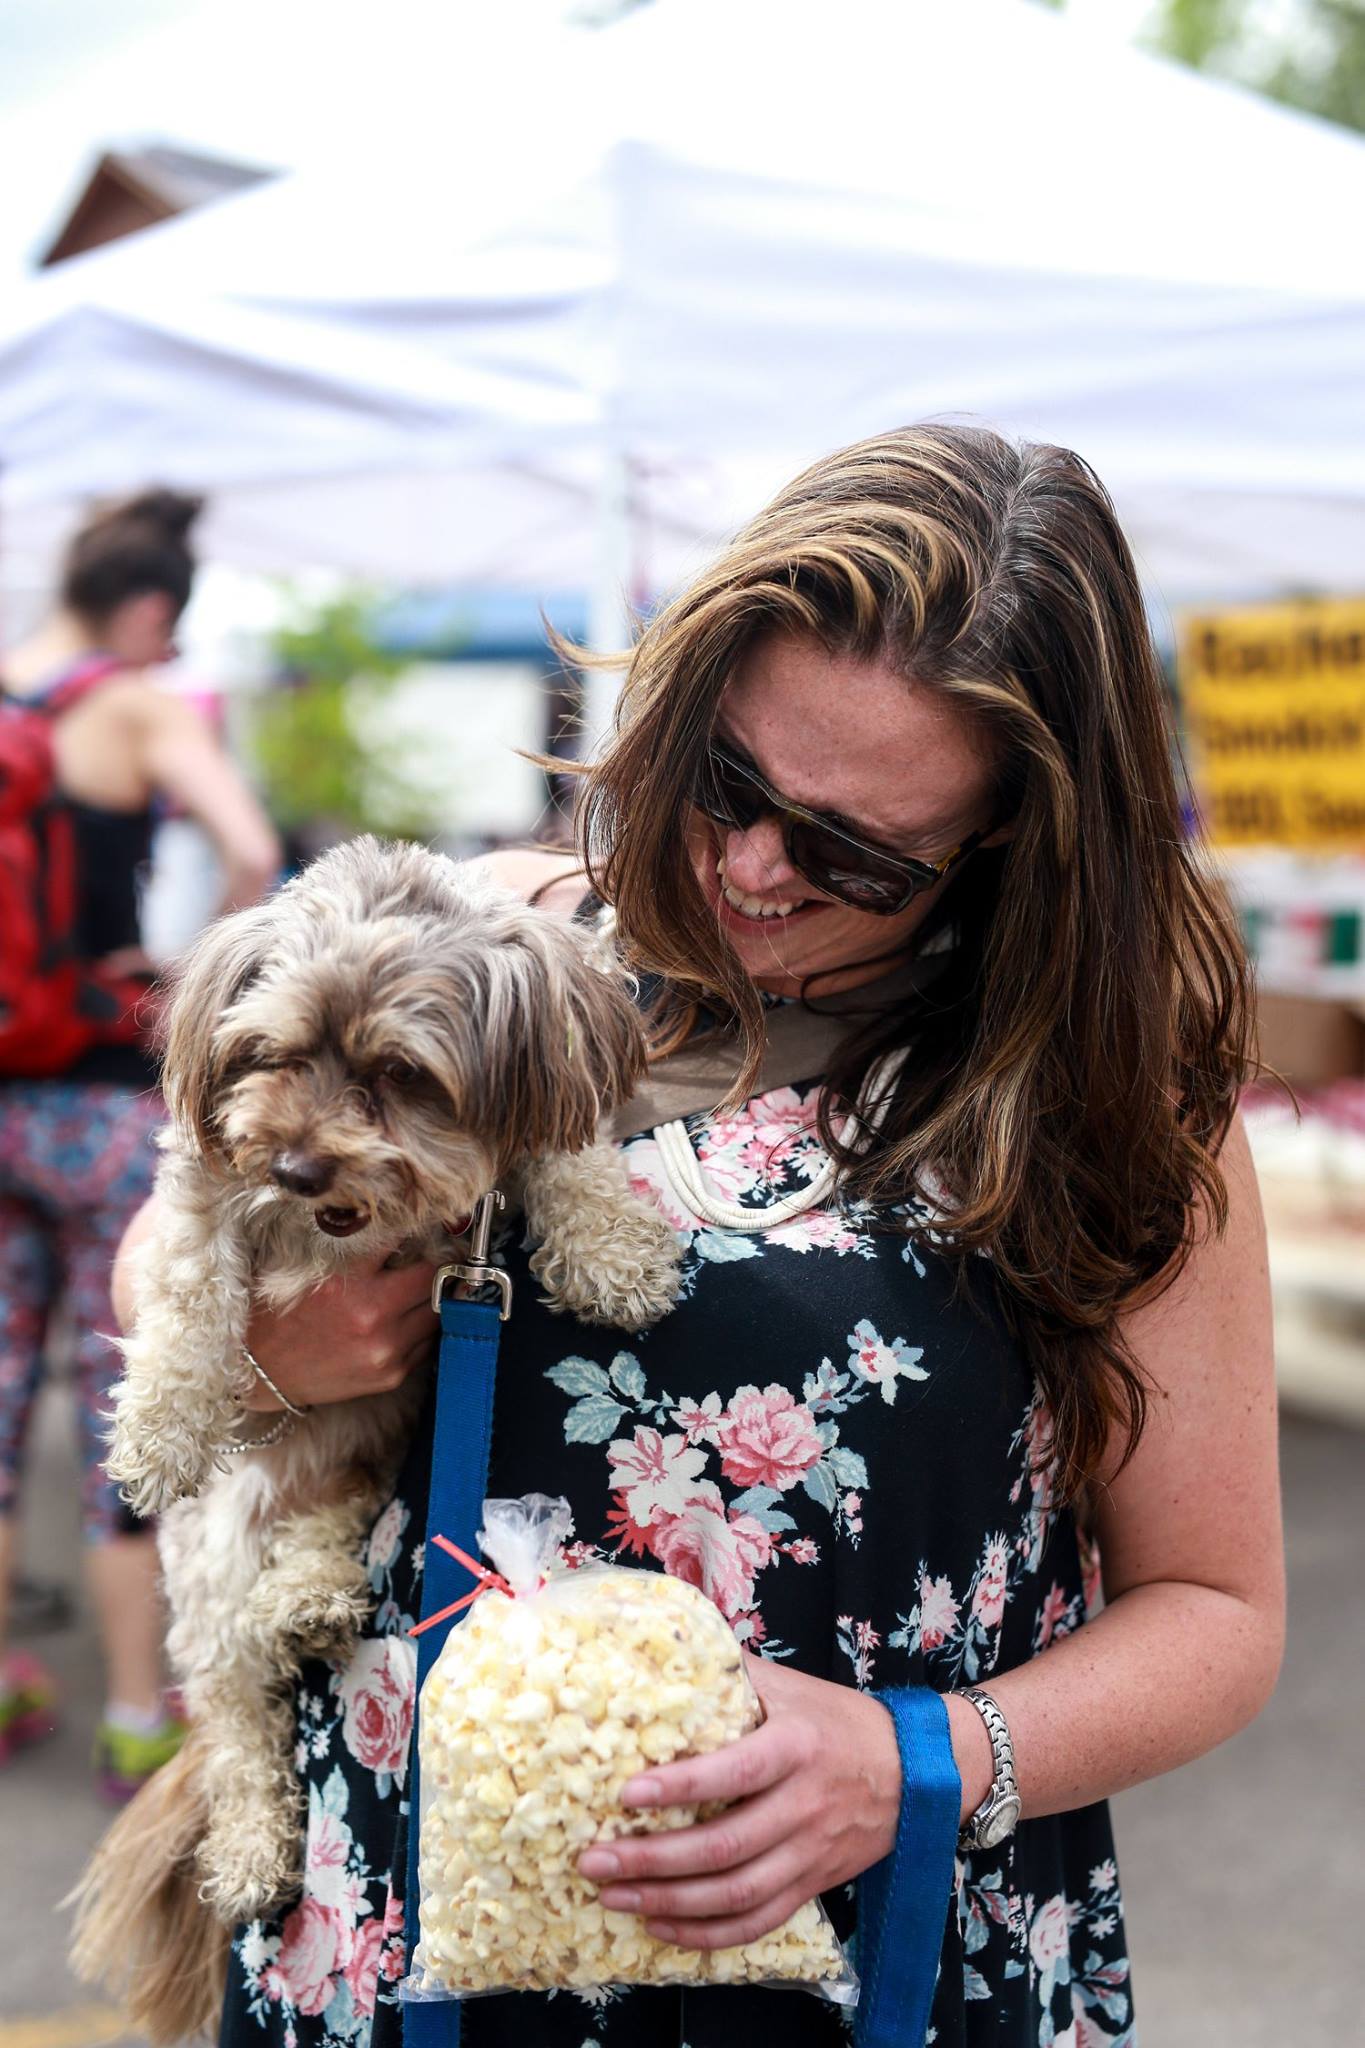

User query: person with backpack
[0,488,280,1795]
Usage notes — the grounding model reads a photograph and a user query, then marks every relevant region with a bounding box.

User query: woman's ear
[161,902,278,1151]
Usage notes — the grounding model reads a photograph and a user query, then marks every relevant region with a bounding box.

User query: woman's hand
[576,1654,902,1952]
[242,1253,439,1411]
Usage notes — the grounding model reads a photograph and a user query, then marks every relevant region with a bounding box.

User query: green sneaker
[94,1710,188,1804]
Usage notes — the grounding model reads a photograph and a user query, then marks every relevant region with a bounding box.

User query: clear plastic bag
[403,1493,858,2006]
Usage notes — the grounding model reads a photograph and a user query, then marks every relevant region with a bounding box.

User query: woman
[117,426,1282,2045]
[1,489,281,1795]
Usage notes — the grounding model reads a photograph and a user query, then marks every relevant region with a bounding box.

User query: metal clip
[430,1190,512,1321]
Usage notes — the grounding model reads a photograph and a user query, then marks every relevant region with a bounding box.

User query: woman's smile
[685,632,1000,993]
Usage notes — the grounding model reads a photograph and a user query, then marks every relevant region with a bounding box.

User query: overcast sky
[0,0,1153,285]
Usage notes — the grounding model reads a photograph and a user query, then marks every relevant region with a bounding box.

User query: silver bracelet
[216,1409,298,1456]
[243,1344,310,1418]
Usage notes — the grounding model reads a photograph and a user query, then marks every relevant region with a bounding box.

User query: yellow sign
[1179,597,1365,848]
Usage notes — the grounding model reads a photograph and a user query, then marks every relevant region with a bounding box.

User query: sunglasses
[693,738,995,916]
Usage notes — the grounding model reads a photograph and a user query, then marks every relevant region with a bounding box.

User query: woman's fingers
[581,1783,798,1889]
[617,1718,805,1814]
[645,1880,821,1953]
[595,1838,805,1925]
[244,1251,439,1406]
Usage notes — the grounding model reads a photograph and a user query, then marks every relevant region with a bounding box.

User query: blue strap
[402,1295,503,2048]
[856,1687,961,2048]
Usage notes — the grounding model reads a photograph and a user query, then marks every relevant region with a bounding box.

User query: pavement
[1,1377,1361,2047]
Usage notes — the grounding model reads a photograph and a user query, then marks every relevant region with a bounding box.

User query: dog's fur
[71,838,680,2040]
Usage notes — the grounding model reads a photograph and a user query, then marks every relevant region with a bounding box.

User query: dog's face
[161,839,645,1247]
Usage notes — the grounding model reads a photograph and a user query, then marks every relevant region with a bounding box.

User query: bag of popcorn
[403,1493,857,2006]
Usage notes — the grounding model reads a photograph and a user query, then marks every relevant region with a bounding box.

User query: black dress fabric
[219,1080,1135,2048]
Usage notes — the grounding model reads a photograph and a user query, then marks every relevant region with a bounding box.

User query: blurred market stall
[3,0,1365,612]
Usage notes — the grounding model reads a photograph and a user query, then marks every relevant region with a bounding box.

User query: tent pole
[582,439,633,757]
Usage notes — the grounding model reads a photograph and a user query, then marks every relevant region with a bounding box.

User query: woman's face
[686,631,999,995]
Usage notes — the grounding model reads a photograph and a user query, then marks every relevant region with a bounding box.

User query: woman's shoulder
[482,846,589,919]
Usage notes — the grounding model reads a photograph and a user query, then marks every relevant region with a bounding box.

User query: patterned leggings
[0,1081,164,1542]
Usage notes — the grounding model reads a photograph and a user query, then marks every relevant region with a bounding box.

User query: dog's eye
[380,1059,421,1086]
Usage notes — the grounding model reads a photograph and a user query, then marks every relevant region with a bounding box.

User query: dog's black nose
[270,1151,337,1197]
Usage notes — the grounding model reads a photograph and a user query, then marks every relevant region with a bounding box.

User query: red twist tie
[408,1534,516,1638]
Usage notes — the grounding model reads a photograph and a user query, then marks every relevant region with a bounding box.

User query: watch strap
[956,1686,1019,1851]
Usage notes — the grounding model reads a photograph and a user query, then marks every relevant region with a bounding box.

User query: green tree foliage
[1146,0,1365,135]
[251,589,433,847]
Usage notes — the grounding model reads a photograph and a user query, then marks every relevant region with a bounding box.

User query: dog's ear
[161,901,278,1152]
[476,918,646,1164]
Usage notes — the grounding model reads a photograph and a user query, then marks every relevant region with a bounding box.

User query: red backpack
[0,659,157,1077]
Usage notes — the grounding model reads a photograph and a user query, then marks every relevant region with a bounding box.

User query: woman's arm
[137,691,282,910]
[948,1112,1284,1818]
[578,1114,1285,1951]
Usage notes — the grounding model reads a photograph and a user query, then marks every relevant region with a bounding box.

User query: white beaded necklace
[653,1047,908,1233]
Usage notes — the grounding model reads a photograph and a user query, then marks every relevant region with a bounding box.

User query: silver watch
[955,1687,1021,1853]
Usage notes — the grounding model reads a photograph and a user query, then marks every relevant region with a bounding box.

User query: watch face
[978,1795,1021,1850]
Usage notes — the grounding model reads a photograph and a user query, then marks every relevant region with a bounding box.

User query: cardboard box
[1255,990,1365,1092]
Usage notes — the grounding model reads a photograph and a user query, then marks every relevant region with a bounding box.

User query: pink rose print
[1028,1892,1078,1972]
[651,1494,772,1621]
[675,1392,724,1446]
[266,1898,351,2017]
[303,1807,356,1912]
[342,1913,386,2021]
[715,1384,824,1492]
[786,1536,819,1565]
[606,1427,708,1525]
[971,1534,1010,1631]
[625,1137,698,1233]
[919,1572,961,1651]
[380,1886,407,1982]
[340,1636,415,1780]
[365,1497,404,1574]
[766,1206,859,1253]
[1066,1987,1122,2046]
[1036,1581,1072,1649]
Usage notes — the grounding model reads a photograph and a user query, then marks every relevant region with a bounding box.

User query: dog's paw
[532,1207,683,1331]
[198,1817,301,1924]
[104,1431,197,1517]
[244,1570,373,1658]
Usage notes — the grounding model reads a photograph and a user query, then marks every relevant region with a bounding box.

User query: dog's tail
[68,1730,231,2044]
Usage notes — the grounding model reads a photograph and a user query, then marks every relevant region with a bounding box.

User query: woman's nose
[722,819,802,897]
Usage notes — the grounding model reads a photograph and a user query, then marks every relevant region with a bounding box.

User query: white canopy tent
[3,0,1365,615]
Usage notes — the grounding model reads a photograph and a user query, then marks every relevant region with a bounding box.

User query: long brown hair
[576,423,1255,1494]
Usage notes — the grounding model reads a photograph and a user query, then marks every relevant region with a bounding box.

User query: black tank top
[65,797,160,1087]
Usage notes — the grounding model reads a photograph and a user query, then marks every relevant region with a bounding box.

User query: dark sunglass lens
[789,820,910,912]
[699,748,761,829]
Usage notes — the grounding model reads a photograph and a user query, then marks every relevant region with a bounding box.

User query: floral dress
[219,1079,1136,2048]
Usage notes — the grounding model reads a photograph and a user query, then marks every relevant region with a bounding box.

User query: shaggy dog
[72,837,680,2041]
